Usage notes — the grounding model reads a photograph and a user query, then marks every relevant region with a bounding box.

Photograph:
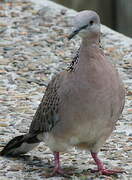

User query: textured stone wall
[0,0,131,179]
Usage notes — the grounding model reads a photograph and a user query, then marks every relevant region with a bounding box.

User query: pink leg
[90,152,125,175]
[51,152,64,175]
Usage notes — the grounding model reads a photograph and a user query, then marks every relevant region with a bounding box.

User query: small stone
[11,12,20,17]
[9,165,25,171]
[28,63,37,70]
[61,9,67,15]
[127,90,132,96]
[0,69,6,74]
[0,123,8,127]
[0,27,7,34]
[123,63,132,69]
[128,133,132,136]
[127,96,132,100]
[0,119,9,122]
[19,31,28,35]
[123,146,132,151]
[127,109,132,114]
[3,47,13,51]
[0,58,10,65]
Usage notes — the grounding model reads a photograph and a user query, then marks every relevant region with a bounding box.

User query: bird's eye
[89,20,94,25]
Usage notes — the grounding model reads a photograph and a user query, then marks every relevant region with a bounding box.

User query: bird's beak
[68,24,88,40]
[68,29,80,40]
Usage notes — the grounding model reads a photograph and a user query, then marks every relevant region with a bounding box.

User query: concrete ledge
[0,0,131,179]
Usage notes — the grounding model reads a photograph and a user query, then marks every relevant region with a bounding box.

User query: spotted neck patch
[67,47,80,72]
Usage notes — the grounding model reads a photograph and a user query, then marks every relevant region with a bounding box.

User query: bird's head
[68,10,101,40]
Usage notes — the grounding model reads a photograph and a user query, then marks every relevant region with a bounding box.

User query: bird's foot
[49,152,67,177]
[90,168,126,175]
[90,152,126,175]
[51,166,64,176]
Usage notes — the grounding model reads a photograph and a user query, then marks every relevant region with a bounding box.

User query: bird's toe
[90,168,126,175]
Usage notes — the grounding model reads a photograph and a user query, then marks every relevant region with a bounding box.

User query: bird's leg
[90,152,125,175]
[51,152,64,175]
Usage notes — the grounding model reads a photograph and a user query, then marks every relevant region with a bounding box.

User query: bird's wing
[29,47,80,134]
[29,74,61,133]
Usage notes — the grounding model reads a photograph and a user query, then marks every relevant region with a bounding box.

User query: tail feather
[0,133,41,156]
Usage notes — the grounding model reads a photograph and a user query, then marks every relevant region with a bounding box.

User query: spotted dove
[0,10,125,176]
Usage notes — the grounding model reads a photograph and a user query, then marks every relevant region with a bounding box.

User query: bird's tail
[0,133,41,156]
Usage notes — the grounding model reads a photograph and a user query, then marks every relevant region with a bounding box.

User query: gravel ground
[0,0,132,179]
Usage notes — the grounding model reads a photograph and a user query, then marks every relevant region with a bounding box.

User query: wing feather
[29,75,60,133]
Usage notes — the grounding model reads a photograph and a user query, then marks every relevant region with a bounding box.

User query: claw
[90,168,126,175]
[90,152,126,175]
[51,166,64,176]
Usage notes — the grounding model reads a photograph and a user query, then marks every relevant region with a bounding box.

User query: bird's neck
[79,37,101,61]
[67,35,102,73]
[81,34,100,48]
[73,36,102,74]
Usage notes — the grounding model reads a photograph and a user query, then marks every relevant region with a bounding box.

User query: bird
[0,10,125,176]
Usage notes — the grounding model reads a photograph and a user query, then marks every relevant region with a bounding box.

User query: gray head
[68,10,100,40]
